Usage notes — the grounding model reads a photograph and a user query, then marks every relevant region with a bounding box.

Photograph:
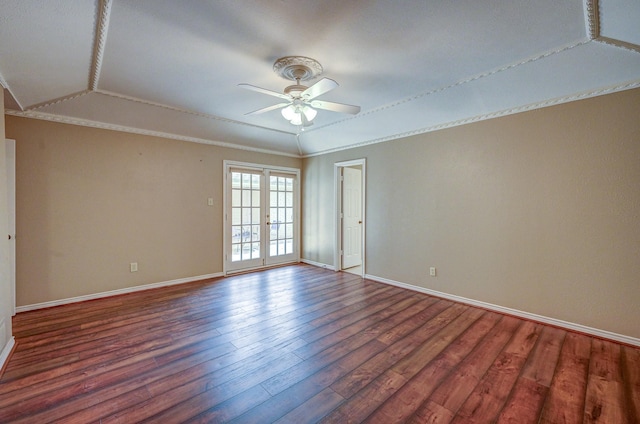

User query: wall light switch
[207,198,214,206]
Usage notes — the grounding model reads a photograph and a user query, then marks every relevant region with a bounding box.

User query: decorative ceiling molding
[27,90,92,111]
[94,89,297,136]
[5,109,300,158]
[89,0,112,91]
[586,0,640,53]
[306,39,591,134]
[585,0,599,40]
[303,79,640,158]
[595,37,640,54]
[0,71,23,111]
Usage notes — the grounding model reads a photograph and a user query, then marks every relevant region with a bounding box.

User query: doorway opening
[334,159,365,277]
[223,161,300,274]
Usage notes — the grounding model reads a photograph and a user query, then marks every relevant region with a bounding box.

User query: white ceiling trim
[595,37,640,54]
[93,89,297,136]
[5,109,300,158]
[90,0,113,90]
[585,0,599,40]
[0,71,22,110]
[587,0,640,53]
[28,90,92,111]
[307,39,591,135]
[303,79,640,158]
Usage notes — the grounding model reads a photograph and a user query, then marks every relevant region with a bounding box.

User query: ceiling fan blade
[301,112,314,128]
[310,100,361,115]
[238,83,290,100]
[301,78,338,101]
[245,102,290,116]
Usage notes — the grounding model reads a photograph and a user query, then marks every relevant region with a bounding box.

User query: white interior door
[225,163,299,273]
[342,166,362,269]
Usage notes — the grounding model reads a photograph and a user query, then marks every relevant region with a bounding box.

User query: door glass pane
[231,171,261,262]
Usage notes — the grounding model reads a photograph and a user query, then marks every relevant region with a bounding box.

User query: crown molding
[596,37,640,54]
[89,0,112,90]
[27,90,92,110]
[0,71,24,111]
[94,89,297,136]
[302,79,640,158]
[4,109,301,158]
[306,39,591,135]
[585,0,640,53]
[585,0,599,40]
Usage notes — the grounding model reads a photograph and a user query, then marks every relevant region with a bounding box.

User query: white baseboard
[300,258,335,271]
[15,273,224,313]
[0,336,16,374]
[365,273,640,348]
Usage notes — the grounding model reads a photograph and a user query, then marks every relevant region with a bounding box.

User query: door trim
[223,160,300,275]
[334,158,366,277]
[5,139,15,316]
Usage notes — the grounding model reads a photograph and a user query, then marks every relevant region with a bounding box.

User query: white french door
[224,162,299,273]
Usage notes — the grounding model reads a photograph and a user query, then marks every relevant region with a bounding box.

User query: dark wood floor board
[584,339,629,423]
[2,264,638,423]
[103,351,303,423]
[295,293,423,358]
[423,315,524,415]
[229,339,389,424]
[621,346,640,423]
[7,340,241,423]
[493,325,566,423]
[261,332,388,398]
[301,287,401,336]
[375,298,453,345]
[363,311,502,424]
[323,307,485,423]
[450,320,543,423]
[330,302,466,399]
[538,332,591,423]
[273,387,345,424]
[520,325,566,386]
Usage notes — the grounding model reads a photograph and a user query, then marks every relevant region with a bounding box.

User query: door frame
[223,160,300,275]
[5,139,15,316]
[334,158,366,277]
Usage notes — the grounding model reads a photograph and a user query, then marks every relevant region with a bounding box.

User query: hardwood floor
[1,264,638,423]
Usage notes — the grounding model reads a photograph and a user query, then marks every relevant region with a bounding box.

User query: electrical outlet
[207,198,214,206]
[130,262,138,273]
[429,266,437,277]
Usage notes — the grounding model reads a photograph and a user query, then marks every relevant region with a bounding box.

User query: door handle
[358,221,362,224]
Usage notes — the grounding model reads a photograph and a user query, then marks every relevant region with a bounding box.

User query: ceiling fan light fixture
[281,104,297,121]
[302,105,317,121]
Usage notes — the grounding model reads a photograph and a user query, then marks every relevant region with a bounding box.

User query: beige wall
[302,88,640,339]
[6,116,300,306]
[1,87,13,356]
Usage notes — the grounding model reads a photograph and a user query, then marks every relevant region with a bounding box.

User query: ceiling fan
[239,56,360,127]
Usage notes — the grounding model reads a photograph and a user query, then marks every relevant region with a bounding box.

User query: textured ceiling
[1,0,639,157]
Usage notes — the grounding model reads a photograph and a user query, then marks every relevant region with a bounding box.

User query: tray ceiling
[1,0,639,157]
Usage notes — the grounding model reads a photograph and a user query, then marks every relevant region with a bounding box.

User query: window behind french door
[224,162,299,273]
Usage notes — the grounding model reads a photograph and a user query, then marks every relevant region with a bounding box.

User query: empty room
[1,1,639,423]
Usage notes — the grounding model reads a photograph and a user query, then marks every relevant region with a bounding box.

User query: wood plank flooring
[1,264,639,423]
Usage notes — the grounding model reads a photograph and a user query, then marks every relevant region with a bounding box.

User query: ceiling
[1,1,639,157]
